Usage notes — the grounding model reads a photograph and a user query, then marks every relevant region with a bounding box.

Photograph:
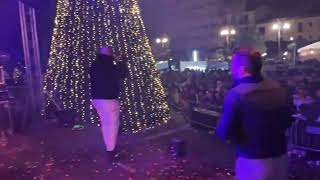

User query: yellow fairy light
[44,0,171,133]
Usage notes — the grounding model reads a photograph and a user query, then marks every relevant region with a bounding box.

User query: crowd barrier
[190,107,220,129]
[188,105,320,153]
[288,118,320,152]
[168,92,320,153]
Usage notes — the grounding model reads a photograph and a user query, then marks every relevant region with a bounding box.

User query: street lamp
[220,27,236,61]
[288,36,297,66]
[220,27,236,48]
[283,23,291,30]
[230,29,236,35]
[155,35,171,70]
[162,38,169,43]
[272,20,291,60]
[262,52,267,57]
[155,36,169,48]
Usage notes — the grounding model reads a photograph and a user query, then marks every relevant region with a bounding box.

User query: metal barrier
[167,91,222,129]
[190,107,221,129]
[188,107,320,153]
[288,118,320,152]
[169,92,320,154]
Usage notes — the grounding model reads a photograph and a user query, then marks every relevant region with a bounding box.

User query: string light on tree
[44,0,171,133]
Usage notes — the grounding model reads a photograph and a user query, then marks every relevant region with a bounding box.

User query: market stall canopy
[297,41,320,61]
[298,41,320,53]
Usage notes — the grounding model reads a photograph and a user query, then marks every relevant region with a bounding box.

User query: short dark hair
[233,48,263,77]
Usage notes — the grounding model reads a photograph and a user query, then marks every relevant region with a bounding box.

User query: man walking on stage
[90,46,127,162]
[217,49,293,180]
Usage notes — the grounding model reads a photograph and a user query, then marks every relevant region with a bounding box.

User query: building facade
[167,0,225,59]
[256,16,320,42]
[226,5,272,33]
[144,0,320,60]
[155,0,248,60]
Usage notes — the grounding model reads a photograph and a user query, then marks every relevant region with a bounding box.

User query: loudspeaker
[169,138,187,159]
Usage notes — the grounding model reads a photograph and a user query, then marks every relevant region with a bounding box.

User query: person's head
[216,80,223,87]
[296,87,307,96]
[230,48,263,80]
[99,46,113,56]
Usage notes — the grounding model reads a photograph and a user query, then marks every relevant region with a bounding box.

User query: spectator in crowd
[293,87,314,108]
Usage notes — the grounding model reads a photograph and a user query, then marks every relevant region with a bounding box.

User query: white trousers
[92,99,120,152]
[236,154,288,180]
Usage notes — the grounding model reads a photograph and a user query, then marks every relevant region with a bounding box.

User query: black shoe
[106,151,115,163]
[106,150,124,163]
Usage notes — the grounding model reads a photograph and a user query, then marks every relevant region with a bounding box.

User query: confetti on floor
[0,126,318,179]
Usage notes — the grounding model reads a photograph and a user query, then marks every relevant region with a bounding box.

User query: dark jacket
[90,54,128,100]
[217,76,293,159]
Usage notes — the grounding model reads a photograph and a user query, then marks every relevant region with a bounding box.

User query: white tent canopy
[297,41,320,61]
[298,41,320,53]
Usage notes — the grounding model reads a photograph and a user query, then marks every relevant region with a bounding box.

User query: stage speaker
[54,110,78,128]
[169,138,187,159]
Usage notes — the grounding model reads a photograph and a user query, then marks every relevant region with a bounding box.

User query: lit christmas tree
[44,0,170,133]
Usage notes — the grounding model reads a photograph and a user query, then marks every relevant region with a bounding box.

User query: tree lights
[44,0,170,133]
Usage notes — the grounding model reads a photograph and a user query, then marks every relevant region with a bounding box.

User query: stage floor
[0,122,318,179]
[0,123,238,180]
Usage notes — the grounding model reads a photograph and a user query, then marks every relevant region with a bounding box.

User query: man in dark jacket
[217,49,293,180]
[90,46,127,162]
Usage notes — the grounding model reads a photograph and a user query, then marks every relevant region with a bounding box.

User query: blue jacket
[217,76,293,159]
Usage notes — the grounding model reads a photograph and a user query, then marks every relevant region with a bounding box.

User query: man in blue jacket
[217,49,293,180]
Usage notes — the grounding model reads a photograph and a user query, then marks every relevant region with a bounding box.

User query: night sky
[1,0,320,63]
[140,0,320,38]
[0,0,56,65]
[247,0,320,15]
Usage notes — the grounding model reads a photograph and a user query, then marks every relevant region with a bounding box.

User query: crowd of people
[161,69,230,112]
[161,60,320,122]
[267,62,320,121]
